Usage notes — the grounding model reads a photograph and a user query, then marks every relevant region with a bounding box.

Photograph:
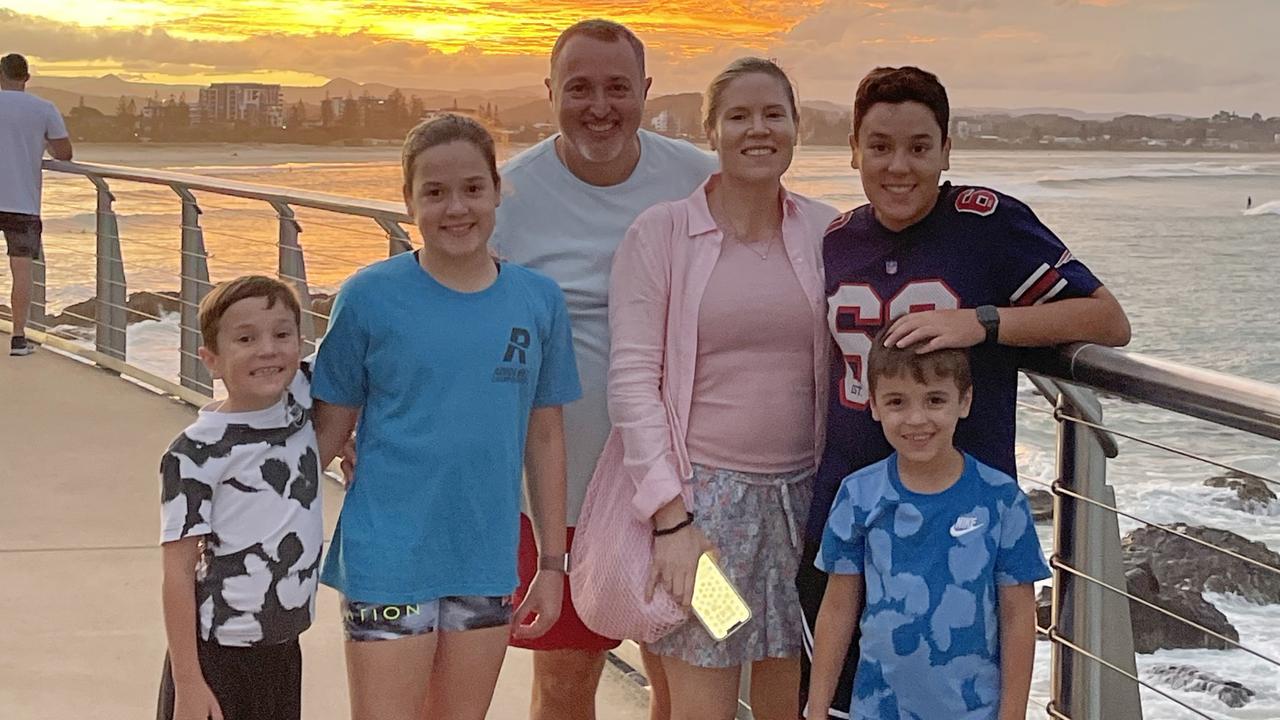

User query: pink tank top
[684,232,816,473]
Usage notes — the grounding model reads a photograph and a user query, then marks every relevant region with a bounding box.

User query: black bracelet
[653,511,695,537]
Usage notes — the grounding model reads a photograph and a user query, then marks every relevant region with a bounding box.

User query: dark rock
[309,292,334,336]
[1124,523,1280,605]
[43,290,335,335]
[1027,488,1054,523]
[1033,565,1238,654]
[45,291,181,328]
[1205,470,1276,513]
[1035,586,1052,639]
[1146,664,1255,709]
[1125,559,1238,653]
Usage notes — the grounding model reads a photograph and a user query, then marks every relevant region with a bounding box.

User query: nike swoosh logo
[950,524,984,538]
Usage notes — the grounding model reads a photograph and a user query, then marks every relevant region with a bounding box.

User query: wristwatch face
[977,305,999,341]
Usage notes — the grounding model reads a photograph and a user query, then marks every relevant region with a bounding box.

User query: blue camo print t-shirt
[817,452,1050,719]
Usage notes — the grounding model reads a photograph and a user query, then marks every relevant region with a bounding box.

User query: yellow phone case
[690,552,752,641]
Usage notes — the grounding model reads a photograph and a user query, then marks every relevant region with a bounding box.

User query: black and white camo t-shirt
[159,364,323,647]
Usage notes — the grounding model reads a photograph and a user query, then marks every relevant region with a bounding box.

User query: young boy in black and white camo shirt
[156,276,339,720]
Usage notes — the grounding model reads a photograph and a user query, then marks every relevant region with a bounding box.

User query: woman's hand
[648,522,715,609]
[511,570,564,640]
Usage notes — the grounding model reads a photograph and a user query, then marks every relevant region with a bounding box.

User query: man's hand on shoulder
[884,308,985,353]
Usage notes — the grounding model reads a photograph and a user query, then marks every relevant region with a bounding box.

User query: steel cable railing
[1051,481,1280,580]
[1047,631,1221,720]
[1055,412,1280,491]
[1051,557,1280,668]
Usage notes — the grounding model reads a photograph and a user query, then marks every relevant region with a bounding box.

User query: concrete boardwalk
[0,336,649,719]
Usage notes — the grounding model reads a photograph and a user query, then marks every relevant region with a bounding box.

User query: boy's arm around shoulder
[808,572,863,719]
[997,583,1037,720]
[161,536,224,720]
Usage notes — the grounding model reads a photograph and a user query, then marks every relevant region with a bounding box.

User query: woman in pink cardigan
[608,58,838,720]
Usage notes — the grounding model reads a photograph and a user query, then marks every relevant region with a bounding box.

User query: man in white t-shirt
[489,19,716,720]
[0,53,73,356]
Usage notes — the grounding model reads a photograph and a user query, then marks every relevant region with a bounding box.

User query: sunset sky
[2,0,1277,116]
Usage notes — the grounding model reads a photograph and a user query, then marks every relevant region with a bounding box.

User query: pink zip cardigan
[607,175,839,521]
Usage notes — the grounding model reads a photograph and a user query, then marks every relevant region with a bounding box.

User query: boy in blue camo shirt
[807,329,1048,720]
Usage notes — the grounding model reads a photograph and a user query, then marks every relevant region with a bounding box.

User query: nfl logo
[885,260,898,275]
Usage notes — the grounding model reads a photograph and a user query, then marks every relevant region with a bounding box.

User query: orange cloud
[14,0,826,59]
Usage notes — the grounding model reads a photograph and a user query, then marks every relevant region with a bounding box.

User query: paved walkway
[0,335,649,719]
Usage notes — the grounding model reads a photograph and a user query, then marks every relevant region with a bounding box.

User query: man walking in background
[491,19,716,720]
[1,53,73,356]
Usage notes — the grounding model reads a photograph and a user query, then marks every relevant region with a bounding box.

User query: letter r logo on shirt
[504,327,531,364]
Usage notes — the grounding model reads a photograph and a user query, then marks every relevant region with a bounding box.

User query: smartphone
[690,552,752,641]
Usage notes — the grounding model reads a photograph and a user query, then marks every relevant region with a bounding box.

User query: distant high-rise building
[198,83,284,128]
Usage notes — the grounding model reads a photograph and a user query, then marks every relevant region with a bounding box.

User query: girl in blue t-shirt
[312,115,582,720]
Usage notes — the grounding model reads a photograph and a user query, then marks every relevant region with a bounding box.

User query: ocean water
[13,145,1280,719]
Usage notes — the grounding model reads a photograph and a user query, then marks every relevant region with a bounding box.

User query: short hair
[199,275,301,352]
[703,57,799,135]
[549,19,646,78]
[401,114,499,195]
[866,324,972,398]
[853,66,950,144]
[1,53,30,81]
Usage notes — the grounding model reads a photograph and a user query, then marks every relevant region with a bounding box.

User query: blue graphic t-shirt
[817,452,1050,719]
[312,252,582,604]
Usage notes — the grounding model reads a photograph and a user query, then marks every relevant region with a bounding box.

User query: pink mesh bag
[570,429,688,643]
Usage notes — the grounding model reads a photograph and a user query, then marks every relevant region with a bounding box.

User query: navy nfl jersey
[805,182,1103,542]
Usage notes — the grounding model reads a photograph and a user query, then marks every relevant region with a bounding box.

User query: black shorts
[798,537,859,719]
[0,212,42,260]
[157,637,301,720]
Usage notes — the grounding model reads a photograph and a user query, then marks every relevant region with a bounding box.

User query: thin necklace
[713,193,779,261]
[724,224,776,261]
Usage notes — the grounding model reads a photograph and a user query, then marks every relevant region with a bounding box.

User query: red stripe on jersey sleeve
[1015,267,1063,306]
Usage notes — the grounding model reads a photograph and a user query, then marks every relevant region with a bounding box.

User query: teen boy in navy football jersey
[798,66,1131,718]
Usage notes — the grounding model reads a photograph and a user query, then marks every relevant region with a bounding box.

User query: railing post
[1050,390,1142,719]
[29,256,47,332]
[269,201,315,356]
[173,186,212,395]
[86,176,127,360]
[375,217,413,256]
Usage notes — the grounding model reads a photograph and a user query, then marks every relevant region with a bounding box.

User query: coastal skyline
[2,1,1279,117]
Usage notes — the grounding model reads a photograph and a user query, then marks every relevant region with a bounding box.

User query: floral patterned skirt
[646,462,814,668]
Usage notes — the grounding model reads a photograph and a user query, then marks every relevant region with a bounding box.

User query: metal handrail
[44,159,410,223]
[1024,344,1280,441]
[21,161,1280,720]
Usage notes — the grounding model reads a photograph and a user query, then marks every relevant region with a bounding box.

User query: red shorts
[511,514,621,652]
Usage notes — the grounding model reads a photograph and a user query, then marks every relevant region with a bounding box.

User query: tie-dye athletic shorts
[342,595,513,642]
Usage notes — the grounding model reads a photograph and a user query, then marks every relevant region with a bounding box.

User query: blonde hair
[703,57,799,135]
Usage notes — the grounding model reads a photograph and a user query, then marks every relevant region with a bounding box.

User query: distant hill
[32,74,203,104]
[22,74,1216,130]
[30,74,547,114]
[955,106,1125,121]
[27,87,122,115]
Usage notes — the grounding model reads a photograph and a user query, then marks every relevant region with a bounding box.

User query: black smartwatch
[976,305,1001,345]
